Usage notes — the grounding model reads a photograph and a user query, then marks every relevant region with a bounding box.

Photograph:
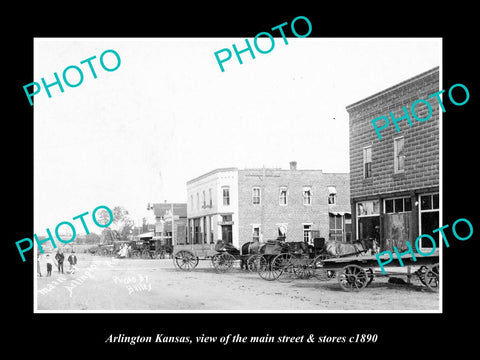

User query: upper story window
[209,188,212,208]
[363,146,372,179]
[303,186,312,205]
[327,186,336,205]
[279,187,288,205]
[394,137,405,173]
[222,186,230,206]
[384,197,412,213]
[202,190,206,208]
[196,193,199,210]
[252,187,261,205]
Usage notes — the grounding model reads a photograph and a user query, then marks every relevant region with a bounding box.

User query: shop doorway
[419,193,439,250]
[221,225,232,244]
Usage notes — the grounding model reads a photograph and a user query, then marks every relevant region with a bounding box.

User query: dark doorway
[420,212,439,248]
[221,225,232,244]
[358,216,380,242]
[419,194,439,249]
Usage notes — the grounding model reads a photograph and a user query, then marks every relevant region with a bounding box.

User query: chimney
[289,161,297,170]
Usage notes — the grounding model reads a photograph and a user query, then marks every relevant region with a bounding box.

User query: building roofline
[187,167,238,185]
[187,167,350,186]
[240,168,323,172]
[345,66,440,112]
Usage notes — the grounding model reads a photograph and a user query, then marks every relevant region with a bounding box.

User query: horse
[323,238,379,257]
[239,239,313,269]
[215,240,240,254]
[241,241,266,255]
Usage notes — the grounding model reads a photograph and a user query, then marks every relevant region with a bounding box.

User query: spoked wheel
[246,254,262,272]
[273,253,296,283]
[365,268,375,287]
[290,256,313,279]
[212,252,236,273]
[210,254,220,268]
[257,255,281,281]
[293,261,313,279]
[312,254,335,281]
[153,250,165,259]
[338,265,369,291]
[416,265,428,286]
[423,263,439,292]
[173,250,199,271]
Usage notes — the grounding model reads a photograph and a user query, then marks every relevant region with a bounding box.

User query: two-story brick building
[346,67,440,252]
[186,162,350,254]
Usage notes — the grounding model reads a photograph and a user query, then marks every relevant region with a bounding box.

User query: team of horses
[239,237,379,258]
[211,237,379,270]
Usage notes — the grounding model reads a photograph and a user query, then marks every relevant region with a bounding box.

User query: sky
[33,38,441,234]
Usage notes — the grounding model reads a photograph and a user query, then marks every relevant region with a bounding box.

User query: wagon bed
[321,251,439,269]
[319,250,439,292]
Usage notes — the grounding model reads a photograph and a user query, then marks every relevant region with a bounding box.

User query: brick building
[346,67,440,252]
[186,162,350,254]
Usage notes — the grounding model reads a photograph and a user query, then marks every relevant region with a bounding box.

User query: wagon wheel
[292,259,312,279]
[131,250,141,258]
[257,255,281,281]
[210,254,220,268]
[338,264,369,291]
[141,249,151,259]
[365,268,375,287]
[212,252,236,273]
[246,254,262,272]
[273,253,296,283]
[423,263,439,292]
[312,254,335,281]
[173,250,199,271]
[416,265,428,286]
[293,263,311,279]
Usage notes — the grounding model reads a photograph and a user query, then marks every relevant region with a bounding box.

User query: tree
[96,205,134,242]
[84,232,101,244]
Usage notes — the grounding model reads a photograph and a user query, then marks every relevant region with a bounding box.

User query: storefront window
[356,200,380,242]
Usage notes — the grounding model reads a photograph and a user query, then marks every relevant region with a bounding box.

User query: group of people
[38,249,78,277]
[117,243,132,258]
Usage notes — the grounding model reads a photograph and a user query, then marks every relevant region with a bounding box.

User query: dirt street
[36,253,439,312]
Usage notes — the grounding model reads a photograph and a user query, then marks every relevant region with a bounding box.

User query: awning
[136,231,154,239]
[327,186,337,194]
[329,211,351,216]
[277,223,288,235]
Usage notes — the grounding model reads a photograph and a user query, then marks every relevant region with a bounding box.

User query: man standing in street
[55,249,65,274]
[67,251,77,274]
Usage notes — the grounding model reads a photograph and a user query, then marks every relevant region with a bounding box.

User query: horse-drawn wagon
[317,250,439,292]
[253,237,377,282]
[254,237,439,292]
[172,240,258,272]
